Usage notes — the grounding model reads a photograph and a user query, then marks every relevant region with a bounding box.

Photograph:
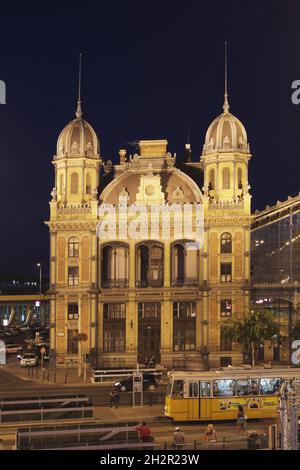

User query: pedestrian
[204,424,217,444]
[109,386,120,408]
[144,356,149,368]
[148,356,156,368]
[172,426,185,450]
[135,421,151,442]
[237,405,247,434]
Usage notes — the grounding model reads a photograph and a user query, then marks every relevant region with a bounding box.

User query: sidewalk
[93,404,164,422]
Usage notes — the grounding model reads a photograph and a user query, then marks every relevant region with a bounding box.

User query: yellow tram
[165,368,300,421]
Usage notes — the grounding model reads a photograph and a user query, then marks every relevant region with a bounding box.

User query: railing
[0,395,93,423]
[136,280,163,288]
[160,434,269,451]
[102,280,129,288]
[16,423,155,450]
[91,368,159,383]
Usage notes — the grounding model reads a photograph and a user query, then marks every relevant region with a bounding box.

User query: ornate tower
[200,44,252,367]
[46,59,102,365]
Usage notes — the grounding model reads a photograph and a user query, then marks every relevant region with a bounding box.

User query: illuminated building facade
[46,78,252,369]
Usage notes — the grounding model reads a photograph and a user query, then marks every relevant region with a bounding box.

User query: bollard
[54,372,56,383]
[222,436,226,450]
[27,367,29,377]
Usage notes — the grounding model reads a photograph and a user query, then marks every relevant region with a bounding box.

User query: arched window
[171,241,198,286]
[220,233,232,254]
[222,168,230,190]
[209,169,215,190]
[86,174,91,194]
[101,243,129,288]
[71,173,79,194]
[237,168,243,189]
[137,243,163,288]
[68,237,79,258]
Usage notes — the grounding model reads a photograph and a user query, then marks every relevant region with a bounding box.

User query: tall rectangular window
[220,299,232,317]
[68,303,79,320]
[68,239,79,258]
[68,267,79,286]
[220,263,232,282]
[173,302,196,351]
[103,303,126,352]
[67,329,78,354]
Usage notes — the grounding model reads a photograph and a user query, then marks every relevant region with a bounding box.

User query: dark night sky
[0,2,300,276]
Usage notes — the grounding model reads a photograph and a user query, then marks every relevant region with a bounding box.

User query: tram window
[213,379,235,397]
[236,379,259,396]
[200,382,211,397]
[172,380,184,398]
[189,382,199,398]
[260,378,282,395]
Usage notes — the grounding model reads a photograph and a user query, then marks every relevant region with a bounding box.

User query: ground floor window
[103,303,126,352]
[173,302,196,351]
[67,329,78,354]
[138,302,161,363]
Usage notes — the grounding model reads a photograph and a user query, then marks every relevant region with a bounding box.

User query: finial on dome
[76,52,83,119]
[223,41,229,114]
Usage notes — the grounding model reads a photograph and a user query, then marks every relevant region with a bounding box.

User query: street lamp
[36,263,42,325]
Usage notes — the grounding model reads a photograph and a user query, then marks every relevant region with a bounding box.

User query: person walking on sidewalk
[135,421,151,442]
[172,426,185,450]
[237,405,247,434]
[109,386,120,408]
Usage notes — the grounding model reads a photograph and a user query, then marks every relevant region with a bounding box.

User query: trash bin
[247,431,260,450]
[260,434,268,449]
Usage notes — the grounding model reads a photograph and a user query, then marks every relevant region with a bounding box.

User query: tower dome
[202,106,249,155]
[202,42,249,156]
[56,101,100,158]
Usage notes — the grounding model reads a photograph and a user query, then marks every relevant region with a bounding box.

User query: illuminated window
[68,237,79,258]
[68,303,79,320]
[221,233,232,253]
[221,263,232,282]
[68,267,79,286]
[220,299,232,317]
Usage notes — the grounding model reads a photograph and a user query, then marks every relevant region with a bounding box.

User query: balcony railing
[102,279,128,288]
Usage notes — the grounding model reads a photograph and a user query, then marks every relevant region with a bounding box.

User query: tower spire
[76,52,83,119]
[223,41,229,113]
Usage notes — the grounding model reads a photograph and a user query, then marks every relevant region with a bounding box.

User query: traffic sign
[40,347,46,354]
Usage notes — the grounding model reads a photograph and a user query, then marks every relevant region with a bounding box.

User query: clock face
[145,184,155,196]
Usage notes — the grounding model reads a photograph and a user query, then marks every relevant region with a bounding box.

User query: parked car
[5,343,22,354]
[19,353,39,367]
[115,373,159,392]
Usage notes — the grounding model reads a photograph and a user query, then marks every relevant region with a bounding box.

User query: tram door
[187,382,199,420]
[199,381,212,419]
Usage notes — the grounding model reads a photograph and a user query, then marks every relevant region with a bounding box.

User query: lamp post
[36,263,42,325]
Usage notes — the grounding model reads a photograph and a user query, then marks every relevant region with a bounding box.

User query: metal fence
[0,395,93,423]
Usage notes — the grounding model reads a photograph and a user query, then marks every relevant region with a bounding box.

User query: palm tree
[224,309,281,367]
